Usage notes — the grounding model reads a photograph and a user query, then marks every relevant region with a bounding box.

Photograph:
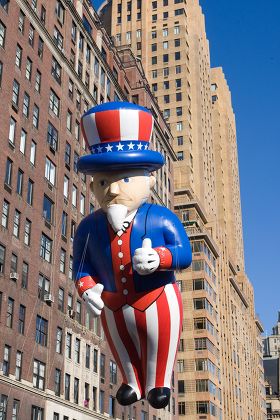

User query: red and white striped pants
[101,283,183,400]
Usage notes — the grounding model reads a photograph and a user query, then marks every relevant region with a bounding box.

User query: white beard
[107,204,128,232]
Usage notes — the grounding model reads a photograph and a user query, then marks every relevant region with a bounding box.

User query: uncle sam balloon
[73,102,192,408]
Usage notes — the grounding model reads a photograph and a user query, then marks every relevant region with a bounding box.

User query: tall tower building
[99,1,266,419]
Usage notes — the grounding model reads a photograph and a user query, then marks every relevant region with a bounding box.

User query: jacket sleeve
[73,217,99,297]
[153,206,192,271]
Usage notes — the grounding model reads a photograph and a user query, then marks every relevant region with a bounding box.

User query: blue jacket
[73,203,192,294]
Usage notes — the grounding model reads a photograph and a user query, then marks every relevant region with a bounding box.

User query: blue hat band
[89,141,150,155]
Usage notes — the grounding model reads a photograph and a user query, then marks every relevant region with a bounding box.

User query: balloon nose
[109,182,120,196]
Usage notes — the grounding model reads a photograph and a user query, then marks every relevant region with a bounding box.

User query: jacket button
[118,252,124,258]
[123,289,128,295]
[120,265,125,271]
[118,239,122,245]
[121,277,127,283]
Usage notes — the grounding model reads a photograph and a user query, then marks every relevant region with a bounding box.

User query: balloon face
[92,169,156,214]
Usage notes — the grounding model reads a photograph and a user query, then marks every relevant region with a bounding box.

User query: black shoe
[116,383,138,406]
[147,387,170,409]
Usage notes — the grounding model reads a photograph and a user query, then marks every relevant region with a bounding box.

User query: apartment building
[99,0,266,418]
[0,1,176,419]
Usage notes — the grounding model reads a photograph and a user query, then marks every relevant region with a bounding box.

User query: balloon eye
[100,180,107,187]
[123,177,130,183]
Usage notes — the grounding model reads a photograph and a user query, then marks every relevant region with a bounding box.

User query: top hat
[78,102,164,174]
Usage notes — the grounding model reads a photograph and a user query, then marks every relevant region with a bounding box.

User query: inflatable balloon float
[73,102,192,408]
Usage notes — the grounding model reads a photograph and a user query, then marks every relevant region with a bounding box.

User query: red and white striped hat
[78,102,164,174]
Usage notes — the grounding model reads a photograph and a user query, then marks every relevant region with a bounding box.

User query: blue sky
[93,0,280,333]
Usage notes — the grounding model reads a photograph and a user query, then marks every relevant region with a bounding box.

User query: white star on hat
[144,144,149,150]
[128,142,135,150]
[97,145,103,153]
[78,281,84,287]
[105,144,113,152]
[116,143,124,151]
[137,143,143,150]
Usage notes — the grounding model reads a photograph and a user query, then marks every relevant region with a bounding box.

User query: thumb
[94,283,104,295]
[142,238,152,249]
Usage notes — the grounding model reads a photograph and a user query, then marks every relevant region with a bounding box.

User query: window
[0,244,6,273]
[51,56,61,84]
[0,20,5,48]
[40,233,52,262]
[164,80,169,90]
[61,211,67,237]
[75,338,81,363]
[74,152,79,173]
[49,90,60,116]
[54,26,63,50]
[19,129,26,154]
[163,11,168,18]
[60,249,66,273]
[66,110,72,132]
[110,360,117,384]
[177,136,183,146]
[141,411,147,420]
[176,106,182,116]
[30,140,36,165]
[86,344,90,369]
[18,304,26,334]
[2,200,9,228]
[99,390,104,413]
[16,169,23,196]
[6,297,14,328]
[38,274,50,300]
[22,92,30,117]
[55,0,65,23]
[175,51,181,60]
[76,300,81,322]
[47,122,58,151]
[175,8,184,15]
[22,262,28,288]
[77,60,83,78]
[57,287,64,312]
[12,79,20,107]
[55,369,61,396]
[100,353,105,378]
[176,78,182,89]
[43,195,54,224]
[15,351,22,381]
[33,360,46,390]
[66,333,72,358]
[29,24,35,47]
[164,95,170,104]
[5,158,13,186]
[3,345,11,376]
[24,219,31,245]
[79,32,84,51]
[163,54,169,63]
[80,194,85,215]
[31,406,44,420]
[69,256,73,279]
[45,157,56,185]
[176,64,181,74]
[109,396,115,418]
[36,315,48,346]
[12,400,20,420]
[35,70,41,92]
[13,209,21,238]
[178,402,185,415]
[8,117,16,147]
[151,56,157,65]
[38,37,44,59]
[163,67,169,77]
[91,348,98,373]
[176,92,182,101]
[177,151,184,161]
[10,253,17,274]
[86,45,91,63]
[152,83,157,92]
[27,179,34,205]
[32,104,39,129]
[26,57,32,80]
[18,10,25,33]
[74,378,79,404]
[63,176,69,198]
[163,109,170,119]
[174,25,180,34]
[65,373,70,400]
[15,44,23,68]
[31,0,37,11]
